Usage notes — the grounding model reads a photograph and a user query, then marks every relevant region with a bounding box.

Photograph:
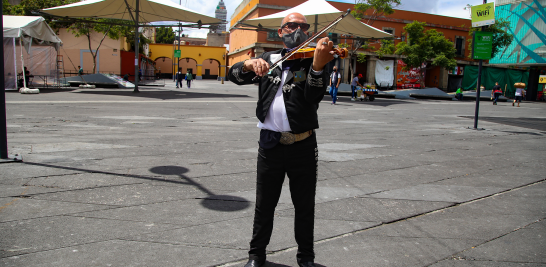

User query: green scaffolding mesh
[461,66,529,98]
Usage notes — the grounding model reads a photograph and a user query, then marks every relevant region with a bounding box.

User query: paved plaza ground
[1,79,545,267]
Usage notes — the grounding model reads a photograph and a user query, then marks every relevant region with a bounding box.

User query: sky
[166,0,491,38]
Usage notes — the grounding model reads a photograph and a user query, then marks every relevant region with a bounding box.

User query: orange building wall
[56,29,123,75]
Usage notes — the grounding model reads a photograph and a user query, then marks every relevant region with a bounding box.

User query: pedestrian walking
[78,65,83,76]
[329,66,341,105]
[185,71,193,88]
[175,68,183,88]
[455,87,464,101]
[491,82,502,105]
[227,11,332,267]
[351,74,363,101]
[513,82,525,107]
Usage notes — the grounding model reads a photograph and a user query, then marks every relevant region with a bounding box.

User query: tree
[352,0,401,26]
[467,18,513,59]
[2,0,78,16]
[375,39,395,59]
[347,0,401,80]
[394,21,457,88]
[156,26,175,44]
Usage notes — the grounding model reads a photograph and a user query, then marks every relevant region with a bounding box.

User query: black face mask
[282,28,308,49]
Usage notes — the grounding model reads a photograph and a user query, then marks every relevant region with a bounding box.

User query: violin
[251,9,352,81]
[285,46,349,61]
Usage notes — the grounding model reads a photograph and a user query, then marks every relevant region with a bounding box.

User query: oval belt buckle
[280,132,296,145]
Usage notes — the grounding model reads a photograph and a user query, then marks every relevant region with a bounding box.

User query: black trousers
[249,133,318,262]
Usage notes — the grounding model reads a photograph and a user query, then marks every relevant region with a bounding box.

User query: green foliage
[395,21,457,87]
[357,53,367,63]
[337,43,350,49]
[3,0,77,16]
[156,26,175,44]
[68,19,128,41]
[375,39,395,58]
[396,21,457,69]
[125,32,153,53]
[3,0,78,30]
[355,41,374,63]
[467,18,513,59]
[352,0,401,25]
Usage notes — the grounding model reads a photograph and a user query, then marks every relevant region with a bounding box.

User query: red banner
[396,60,425,89]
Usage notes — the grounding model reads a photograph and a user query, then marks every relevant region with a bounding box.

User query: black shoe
[298,261,316,267]
[244,259,265,267]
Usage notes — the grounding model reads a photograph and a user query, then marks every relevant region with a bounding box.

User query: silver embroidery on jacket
[232,67,245,83]
[268,76,281,84]
[307,73,323,87]
[282,84,296,93]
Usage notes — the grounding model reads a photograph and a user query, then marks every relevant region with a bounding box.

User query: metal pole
[474,58,482,129]
[314,14,318,42]
[177,0,182,78]
[1,7,8,159]
[178,22,181,78]
[133,0,140,93]
[473,0,487,129]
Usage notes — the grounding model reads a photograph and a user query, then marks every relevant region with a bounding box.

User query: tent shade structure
[41,0,220,24]
[238,0,392,39]
[41,0,220,92]
[3,15,62,91]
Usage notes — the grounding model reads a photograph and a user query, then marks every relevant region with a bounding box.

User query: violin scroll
[332,47,349,59]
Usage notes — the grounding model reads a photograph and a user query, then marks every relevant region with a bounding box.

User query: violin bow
[268,9,352,72]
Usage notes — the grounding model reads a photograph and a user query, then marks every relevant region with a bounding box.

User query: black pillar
[1,5,8,159]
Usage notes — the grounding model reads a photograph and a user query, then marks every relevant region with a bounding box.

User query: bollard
[221,77,224,84]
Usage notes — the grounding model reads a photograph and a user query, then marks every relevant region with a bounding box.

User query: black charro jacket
[228,50,327,134]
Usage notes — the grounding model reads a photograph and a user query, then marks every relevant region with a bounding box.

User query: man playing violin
[228,12,334,267]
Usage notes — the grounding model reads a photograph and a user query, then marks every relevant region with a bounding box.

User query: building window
[454,36,465,57]
[382,27,395,36]
[327,33,338,45]
[266,31,282,42]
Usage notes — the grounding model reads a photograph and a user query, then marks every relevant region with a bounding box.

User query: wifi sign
[471,2,495,28]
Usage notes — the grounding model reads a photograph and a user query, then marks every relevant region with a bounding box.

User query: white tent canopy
[3,15,62,52]
[3,15,63,91]
[240,0,392,39]
[41,0,220,24]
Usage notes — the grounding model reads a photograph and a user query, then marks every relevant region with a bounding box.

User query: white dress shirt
[253,53,323,133]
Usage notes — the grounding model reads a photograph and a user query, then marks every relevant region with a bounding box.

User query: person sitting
[455,87,463,101]
[18,67,31,87]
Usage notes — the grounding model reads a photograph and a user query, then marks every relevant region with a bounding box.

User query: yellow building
[149,43,228,80]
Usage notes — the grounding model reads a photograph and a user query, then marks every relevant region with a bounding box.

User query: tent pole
[314,15,318,42]
[20,38,27,90]
[13,38,16,89]
[133,0,140,93]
